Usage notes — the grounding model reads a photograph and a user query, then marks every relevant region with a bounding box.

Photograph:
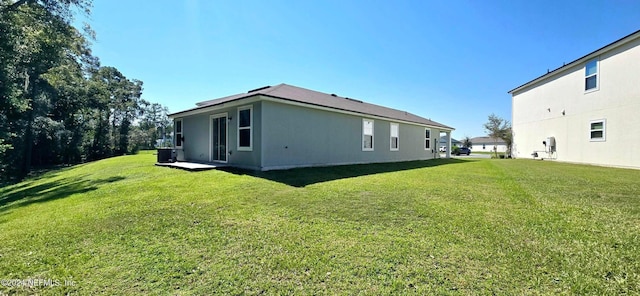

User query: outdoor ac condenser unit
[546,136,556,153]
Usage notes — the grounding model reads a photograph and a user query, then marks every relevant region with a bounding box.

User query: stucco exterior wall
[473,143,508,153]
[260,100,440,170]
[511,37,640,168]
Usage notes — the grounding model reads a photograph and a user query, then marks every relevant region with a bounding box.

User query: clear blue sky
[80,0,640,139]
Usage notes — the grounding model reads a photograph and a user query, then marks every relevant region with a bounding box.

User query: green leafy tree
[88,66,144,157]
[462,136,473,149]
[502,127,513,157]
[0,0,92,17]
[0,0,164,181]
[43,59,91,163]
[452,145,460,155]
[483,114,512,158]
[0,1,92,177]
[139,100,171,149]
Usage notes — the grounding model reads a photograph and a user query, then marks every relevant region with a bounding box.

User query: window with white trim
[237,105,253,151]
[589,119,606,141]
[424,128,431,150]
[362,119,374,151]
[390,123,399,151]
[175,119,183,148]
[585,58,598,91]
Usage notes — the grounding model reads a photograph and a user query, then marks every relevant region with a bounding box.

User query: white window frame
[362,118,374,151]
[209,113,229,163]
[174,118,183,149]
[237,105,253,151]
[424,128,431,150]
[585,58,599,93]
[589,119,606,142]
[390,123,399,151]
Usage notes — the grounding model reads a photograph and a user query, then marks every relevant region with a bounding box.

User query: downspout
[433,137,437,159]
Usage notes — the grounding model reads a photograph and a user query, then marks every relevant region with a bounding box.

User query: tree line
[1,0,171,181]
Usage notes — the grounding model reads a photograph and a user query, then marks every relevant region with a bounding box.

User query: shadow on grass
[0,175,125,213]
[224,158,473,187]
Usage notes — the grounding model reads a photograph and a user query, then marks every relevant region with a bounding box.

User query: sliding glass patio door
[211,114,227,162]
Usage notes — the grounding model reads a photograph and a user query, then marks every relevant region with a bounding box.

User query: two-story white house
[508,29,640,169]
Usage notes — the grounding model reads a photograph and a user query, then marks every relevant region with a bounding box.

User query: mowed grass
[0,151,639,295]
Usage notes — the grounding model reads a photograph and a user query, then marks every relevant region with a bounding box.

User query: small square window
[589,119,606,142]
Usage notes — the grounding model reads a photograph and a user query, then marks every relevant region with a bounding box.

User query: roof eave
[170,93,454,131]
[257,94,455,131]
[508,29,640,95]
[168,93,257,118]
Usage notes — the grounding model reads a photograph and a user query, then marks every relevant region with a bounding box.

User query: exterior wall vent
[344,97,363,103]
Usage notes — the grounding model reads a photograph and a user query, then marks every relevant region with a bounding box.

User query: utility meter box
[546,137,556,152]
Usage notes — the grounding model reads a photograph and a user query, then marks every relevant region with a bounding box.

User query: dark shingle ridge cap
[508,29,640,95]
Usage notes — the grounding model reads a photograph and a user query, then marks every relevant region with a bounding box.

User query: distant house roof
[470,136,506,145]
[170,84,453,130]
[508,29,640,95]
[439,136,461,145]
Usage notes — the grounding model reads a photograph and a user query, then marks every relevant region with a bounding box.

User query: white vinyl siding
[390,123,399,151]
[237,105,253,151]
[362,119,374,151]
[589,119,606,142]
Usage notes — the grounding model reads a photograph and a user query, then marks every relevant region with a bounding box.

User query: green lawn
[1,151,639,294]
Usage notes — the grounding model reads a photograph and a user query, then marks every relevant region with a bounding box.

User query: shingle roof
[470,136,506,145]
[439,136,461,144]
[171,83,453,130]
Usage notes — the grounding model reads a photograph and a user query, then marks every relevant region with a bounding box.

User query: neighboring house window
[175,119,183,148]
[390,123,399,151]
[424,128,431,150]
[585,58,598,91]
[590,119,606,141]
[238,105,253,151]
[362,119,374,151]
